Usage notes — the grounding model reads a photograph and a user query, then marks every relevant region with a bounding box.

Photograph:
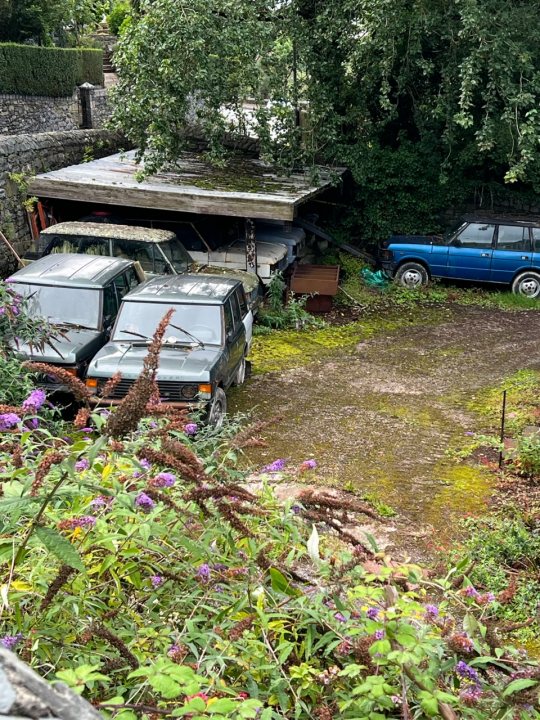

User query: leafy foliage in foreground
[0,411,539,719]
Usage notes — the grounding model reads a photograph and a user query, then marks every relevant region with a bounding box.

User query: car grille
[105,379,195,402]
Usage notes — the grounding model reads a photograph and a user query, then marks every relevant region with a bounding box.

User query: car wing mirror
[452,238,462,248]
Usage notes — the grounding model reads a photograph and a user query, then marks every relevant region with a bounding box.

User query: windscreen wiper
[118,328,151,342]
[169,322,205,350]
[54,321,96,332]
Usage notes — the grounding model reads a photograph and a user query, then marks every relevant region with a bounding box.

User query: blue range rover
[380,216,540,298]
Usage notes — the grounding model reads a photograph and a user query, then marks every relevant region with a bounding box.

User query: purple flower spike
[425,604,439,617]
[0,413,21,430]
[366,607,379,620]
[300,459,317,470]
[153,472,176,488]
[456,661,480,683]
[151,575,163,587]
[1,633,23,650]
[75,458,90,472]
[135,492,155,512]
[184,423,198,436]
[197,563,211,583]
[334,612,347,623]
[374,630,384,640]
[22,389,46,412]
[464,585,480,598]
[262,459,286,473]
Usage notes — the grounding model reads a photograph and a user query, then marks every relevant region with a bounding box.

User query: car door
[235,285,253,351]
[533,229,540,271]
[102,283,121,333]
[447,222,495,281]
[223,297,245,386]
[490,225,532,284]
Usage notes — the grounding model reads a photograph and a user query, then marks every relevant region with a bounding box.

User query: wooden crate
[289,264,340,296]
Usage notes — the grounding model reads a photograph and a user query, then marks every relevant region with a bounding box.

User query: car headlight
[180,384,198,399]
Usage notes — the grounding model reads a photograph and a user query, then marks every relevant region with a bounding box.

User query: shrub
[0,409,538,717]
[0,43,103,97]
[107,1,130,36]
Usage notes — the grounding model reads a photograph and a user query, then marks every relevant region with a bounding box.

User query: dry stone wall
[0,129,124,277]
[0,87,113,137]
[0,93,80,136]
[0,646,103,720]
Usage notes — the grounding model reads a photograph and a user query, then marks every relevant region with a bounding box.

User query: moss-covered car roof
[40,222,177,243]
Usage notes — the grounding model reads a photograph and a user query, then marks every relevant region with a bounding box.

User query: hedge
[0,43,103,97]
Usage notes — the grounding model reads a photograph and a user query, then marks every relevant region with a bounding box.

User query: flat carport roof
[29,150,343,221]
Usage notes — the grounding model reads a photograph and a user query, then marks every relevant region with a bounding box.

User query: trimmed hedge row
[0,43,103,97]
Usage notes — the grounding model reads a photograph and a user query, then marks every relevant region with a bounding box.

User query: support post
[498,389,507,469]
[244,218,258,275]
[79,82,95,129]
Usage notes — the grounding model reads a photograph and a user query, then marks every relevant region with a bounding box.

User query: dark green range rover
[85,274,250,426]
[8,254,143,386]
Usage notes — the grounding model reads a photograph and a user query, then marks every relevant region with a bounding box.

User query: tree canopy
[111,0,540,238]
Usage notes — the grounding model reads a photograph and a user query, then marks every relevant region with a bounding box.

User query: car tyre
[233,356,246,386]
[394,262,429,288]
[512,271,540,299]
[207,388,227,428]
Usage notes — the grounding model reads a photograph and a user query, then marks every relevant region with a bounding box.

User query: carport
[28,150,343,274]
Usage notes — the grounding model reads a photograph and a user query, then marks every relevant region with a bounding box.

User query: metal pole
[498,389,507,469]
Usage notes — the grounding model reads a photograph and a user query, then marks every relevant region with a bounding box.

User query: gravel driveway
[231,306,540,559]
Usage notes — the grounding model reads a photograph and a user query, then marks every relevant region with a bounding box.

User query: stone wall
[0,87,113,137]
[0,646,103,719]
[0,129,124,276]
[0,92,80,135]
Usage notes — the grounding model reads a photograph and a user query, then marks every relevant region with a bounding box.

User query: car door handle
[521,256,530,260]
[480,253,491,257]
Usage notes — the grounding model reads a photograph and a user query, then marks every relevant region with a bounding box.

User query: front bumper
[89,395,208,411]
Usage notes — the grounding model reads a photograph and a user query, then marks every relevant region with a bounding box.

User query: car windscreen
[13,283,101,329]
[113,301,223,345]
[157,239,192,273]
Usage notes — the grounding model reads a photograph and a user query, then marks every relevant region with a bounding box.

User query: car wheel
[394,262,429,288]
[233,356,246,386]
[207,388,227,428]
[512,271,540,299]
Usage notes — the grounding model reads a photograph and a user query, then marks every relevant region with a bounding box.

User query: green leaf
[269,567,300,597]
[207,698,239,713]
[148,673,182,699]
[502,678,538,697]
[0,496,39,514]
[35,527,85,572]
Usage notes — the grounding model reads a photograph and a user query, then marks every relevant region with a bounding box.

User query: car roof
[40,222,177,243]
[8,254,134,289]
[123,274,241,305]
[463,213,540,229]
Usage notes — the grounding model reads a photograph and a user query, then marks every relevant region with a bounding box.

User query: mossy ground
[233,303,540,559]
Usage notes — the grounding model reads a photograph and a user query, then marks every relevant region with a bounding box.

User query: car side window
[111,240,154,271]
[236,287,248,316]
[124,267,140,290]
[230,292,242,328]
[79,237,110,256]
[102,284,119,325]
[533,229,540,253]
[496,225,531,252]
[224,299,234,336]
[114,273,130,301]
[456,223,495,249]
